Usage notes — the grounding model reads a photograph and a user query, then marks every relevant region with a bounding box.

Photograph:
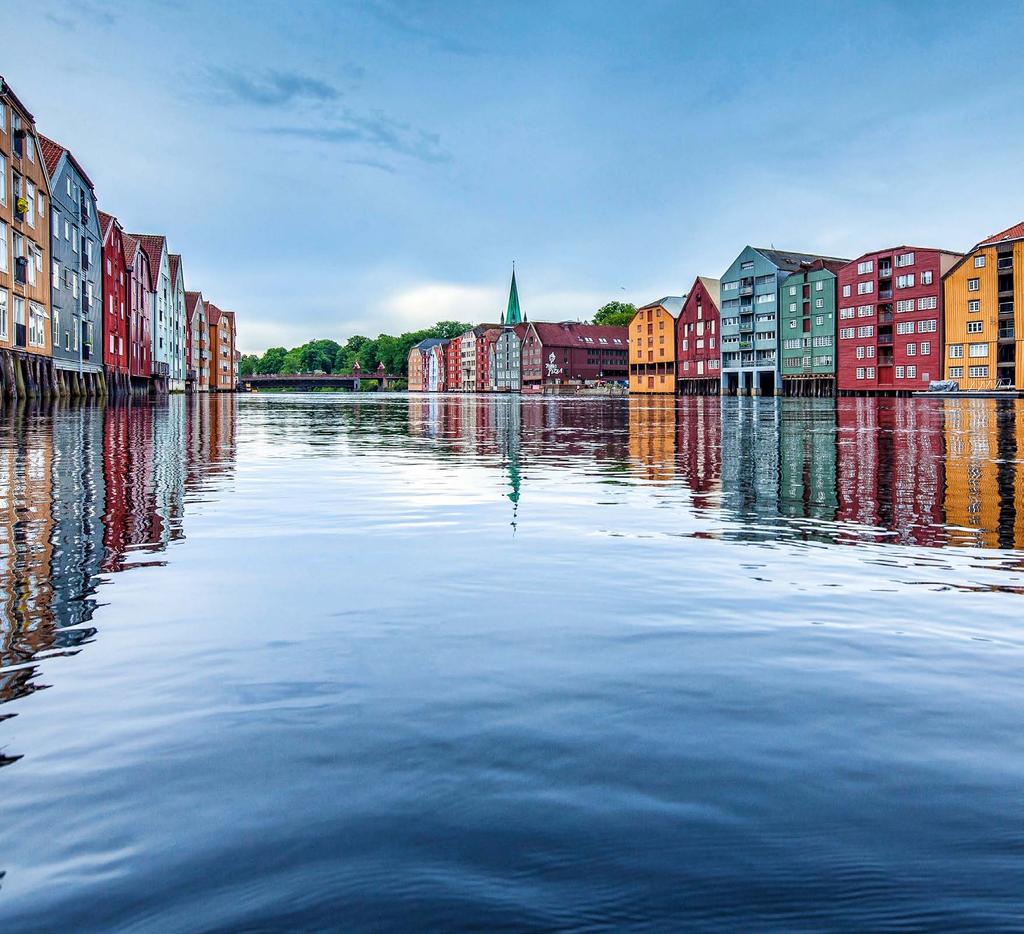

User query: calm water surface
[1,393,1023,931]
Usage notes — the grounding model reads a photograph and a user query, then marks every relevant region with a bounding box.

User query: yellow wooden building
[629,295,684,394]
[943,221,1024,390]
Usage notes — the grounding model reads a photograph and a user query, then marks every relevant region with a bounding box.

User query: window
[52,260,60,288]
[906,365,916,379]
[815,280,824,292]
[968,278,980,291]
[918,319,937,333]
[815,298,824,309]
[25,180,35,225]
[815,315,824,325]
[856,367,865,380]
[740,261,754,271]
[968,365,988,379]
[896,299,914,313]
[949,366,963,378]
[917,296,937,310]
[967,320,983,334]
[0,222,6,274]
[67,177,73,198]
[866,367,875,378]
[920,342,931,356]
[72,227,79,253]
[857,305,873,317]
[896,252,915,267]
[906,343,916,356]
[856,346,865,359]
[949,344,963,358]
[64,219,70,241]
[974,255,986,268]
[0,154,5,206]
[896,274,915,289]
[0,290,6,340]
[857,325,874,338]
[842,284,851,297]
[968,343,989,358]
[28,302,46,348]
[789,302,796,312]
[897,321,914,334]
[921,271,933,285]
[26,247,36,286]
[756,293,774,304]
[839,327,856,339]
[968,300,980,312]
[857,260,874,274]
[857,281,873,295]
[895,366,905,379]
[788,285,796,296]
[866,345,875,358]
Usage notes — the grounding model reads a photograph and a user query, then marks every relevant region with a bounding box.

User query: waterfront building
[0,77,54,397]
[407,342,425,391]
[676,277,721,395]
[520,322,628,393]
[167,253,187,391]
[40,135,103,395]
[445,335,461,391]
[205,302,236,391]
[492,326,522,392]
[185,290,207,391]
[837,246,961,394]
[720,247,848,396]
[123,233,153,392]
[629,296,683,394]
[98,211,130,394]
[429,340,449,392]
[458,324,501,391]
[130,234,172,392]
[943,221,1024,390]
[779,259,846,397]
[480,328,501,391]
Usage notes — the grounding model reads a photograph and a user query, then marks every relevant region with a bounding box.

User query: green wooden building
[778,259,846,396]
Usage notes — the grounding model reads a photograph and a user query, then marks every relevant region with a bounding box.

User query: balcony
[739,340,753,351]
[878,334,894,346]
[998,301,1014,317]
[739,322,754,333]
[997,256,1013,271]
[878,311,894,324]
[739,285,754,297]
[151,360,170,377]
[187,368,198,381]
[999,326,1015,340]
[878,263,893,277]
[878,288,893,300]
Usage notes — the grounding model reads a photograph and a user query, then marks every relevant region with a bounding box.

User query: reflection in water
[0,396,236,742]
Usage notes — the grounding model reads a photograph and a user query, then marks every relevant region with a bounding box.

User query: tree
[592,301,637,328]
[239,353,260,377]
[428,320,473,340]
[258,346,288,374]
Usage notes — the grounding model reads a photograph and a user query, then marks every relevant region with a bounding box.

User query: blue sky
[13,0,1024,352]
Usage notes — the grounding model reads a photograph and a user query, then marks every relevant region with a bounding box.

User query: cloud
[43,0,117,30]
[270,109,448,164]
[365,0,480,55]
[206,67,343,107]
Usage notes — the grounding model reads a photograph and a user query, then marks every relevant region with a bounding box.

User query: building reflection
[0,396,236,747]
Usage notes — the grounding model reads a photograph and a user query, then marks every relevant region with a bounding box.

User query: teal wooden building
[778,259,846,396]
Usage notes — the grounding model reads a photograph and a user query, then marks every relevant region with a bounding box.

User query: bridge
[242,369,400,392]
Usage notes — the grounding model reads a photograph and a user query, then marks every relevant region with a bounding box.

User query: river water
[0,393,1022,931]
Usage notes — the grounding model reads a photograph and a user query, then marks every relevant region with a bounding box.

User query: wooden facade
[676,277,721,395]
[943,222,1024,391]
[629,296,682,394]
[99,210,130,393]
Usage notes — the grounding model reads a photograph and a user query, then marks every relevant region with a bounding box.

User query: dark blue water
[1,393,1023,931]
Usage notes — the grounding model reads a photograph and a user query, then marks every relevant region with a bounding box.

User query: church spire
[503,267,523,326]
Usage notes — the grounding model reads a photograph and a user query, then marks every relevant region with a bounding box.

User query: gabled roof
[781,257,847,280]
[527,321,629,348]
[128,234,168,277]
[97,209,116,240]
[168,253,181,285]
[696,276,721,306]
[0,76,34,122]
[37,133,95,189]
[205,301,223,326]
[753,247,851,272]
[978,221,1024,247]
[639,295,685,316]
[415,337,447,351]
[122,233,153,288]
[185,290,204,318]
[462,323,502,338]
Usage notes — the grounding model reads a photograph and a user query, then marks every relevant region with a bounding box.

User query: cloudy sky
[12,0,1024,352]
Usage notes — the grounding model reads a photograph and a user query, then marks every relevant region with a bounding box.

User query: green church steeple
[503,268,523,326]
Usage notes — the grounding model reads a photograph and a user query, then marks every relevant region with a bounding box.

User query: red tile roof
[97,209,116,240]
[122,233,153,289]
[128,234,167,279]
[37,133,95,188]
[205,301,222,326]
[185,290,204,318]
[527,321,629,348]
[979,221,1024,246]
[168,253,181,285]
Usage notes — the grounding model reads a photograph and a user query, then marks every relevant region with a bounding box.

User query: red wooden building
[676,276,721,394]
[445,335,462,391]
[836,246,961,394]
[184,290,207,391]
[98,211,130,393]
[122,233,153,391]
[520,322,628,393]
